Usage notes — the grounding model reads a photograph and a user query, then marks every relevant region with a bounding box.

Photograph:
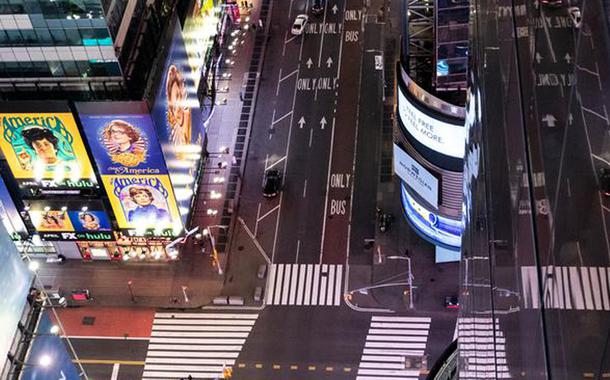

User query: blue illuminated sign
[401,183,462,248]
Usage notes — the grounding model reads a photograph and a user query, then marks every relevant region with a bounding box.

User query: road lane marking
[308,128,314,147]
[303,179,308,198]
[319,116,336,261]
[257,204,280,222]
[317,0,329,67]
[73,359,144,365]
[254,202,261,236]
[266,156,286,170]
[280,69,299,83]
[266,264,343,306]
[276,69,282,96]
[281,264,292,305]
[62,336,149,341]
[111,363,120,380]
[273,111,293,125]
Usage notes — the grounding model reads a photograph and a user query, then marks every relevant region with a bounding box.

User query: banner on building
[0,108,96,189]
[152,21,205,225]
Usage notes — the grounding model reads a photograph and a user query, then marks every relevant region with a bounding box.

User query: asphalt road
[237,0,371,266]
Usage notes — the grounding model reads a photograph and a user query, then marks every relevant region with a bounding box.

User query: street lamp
[387,256,414,309]
[202,225,228,275]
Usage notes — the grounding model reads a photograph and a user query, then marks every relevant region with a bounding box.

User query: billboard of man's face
[0,112,95,187]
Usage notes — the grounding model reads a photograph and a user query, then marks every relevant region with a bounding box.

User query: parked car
[291,14,309,35]
[444,296,460,310]
[540,0,566,7]
[568,6,582,28]
[262,169,281,198]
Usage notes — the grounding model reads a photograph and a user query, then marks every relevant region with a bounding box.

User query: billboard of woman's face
[165,65,192,147]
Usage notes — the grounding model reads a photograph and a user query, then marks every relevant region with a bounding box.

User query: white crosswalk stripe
[521,265,610,311]
[142,312,258,380]
[356,315,431,380]
[266,264,343,306]
[458,317,512,379]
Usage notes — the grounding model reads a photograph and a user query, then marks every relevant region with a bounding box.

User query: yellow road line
[73,359,145,366]
[325,366,334,371]
[308,365,316,371]
[272,364,281,369]
[584,373,595,378]
[344,367,352,372]
[290,365,298,370]
[255,363,263,369]
[237,363,246,368]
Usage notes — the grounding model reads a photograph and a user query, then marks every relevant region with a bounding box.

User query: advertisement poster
[401,184,462,248]
[0,222,32,368]
[393,143,439,207]
[397,87,465,159]
[102,175,181,230]
[79,113,168,176]
[151,22,204,224]
[0,112,95,188]
[29,210,74,232]
[68,210,112,232]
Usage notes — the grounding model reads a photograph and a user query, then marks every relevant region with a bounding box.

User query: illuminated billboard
[185,0,219,89]
[79,113,168,176]
[0,110,96,189]
[401,183,461,249]
[0,222,33,364]
[397,85,465,159]
[102,175,181,230]
[152,22,205,224]
[393,143,439,208]
[26,201,113,241]
[76,101,182,236]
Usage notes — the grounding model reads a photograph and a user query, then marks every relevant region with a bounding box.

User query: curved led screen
[397,85,465,159]
[401,183,462,248]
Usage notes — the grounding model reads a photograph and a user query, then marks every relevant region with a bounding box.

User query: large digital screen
[397,86,465,159]
[79,113,168,176]
[152,22,205,224]
[76,102,182,235]
[0,112,96,188]
[394,143,439,208]
[0,176,27,239]
[401,183,462,248]
[102,175,181,230]
[0,222,32,364]
[26,201,113,241]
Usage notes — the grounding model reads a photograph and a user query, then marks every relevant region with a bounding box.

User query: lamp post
[203,225,228,275]
[387,256,414,309]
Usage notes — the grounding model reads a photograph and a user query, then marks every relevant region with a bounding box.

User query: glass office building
[455,0,610,378]
[0,0,121,80]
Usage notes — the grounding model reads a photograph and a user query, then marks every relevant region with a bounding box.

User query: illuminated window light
[61,206,67,211]
[170,174,195,185]
[174,187,194,201]
[44,206,51,212]
[210,191,222,199]
[213,177,225,183]
[175,144,203,154]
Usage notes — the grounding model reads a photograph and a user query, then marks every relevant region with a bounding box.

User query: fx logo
[61,232,77,240]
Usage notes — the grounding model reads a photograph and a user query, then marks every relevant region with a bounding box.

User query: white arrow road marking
[298,116,306,129]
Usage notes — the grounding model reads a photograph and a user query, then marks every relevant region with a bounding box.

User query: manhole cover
[82,316,95,326]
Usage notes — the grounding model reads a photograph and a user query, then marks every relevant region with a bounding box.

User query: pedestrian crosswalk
[458,317,511,379]
[356,315,431,380]
[266,263,343,306]
[142,312,258,380]
[522,265,610,311]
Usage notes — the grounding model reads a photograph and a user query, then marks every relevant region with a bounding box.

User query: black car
[262,169,281,198]
[540,0,566,7]
[311,0,323,15]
